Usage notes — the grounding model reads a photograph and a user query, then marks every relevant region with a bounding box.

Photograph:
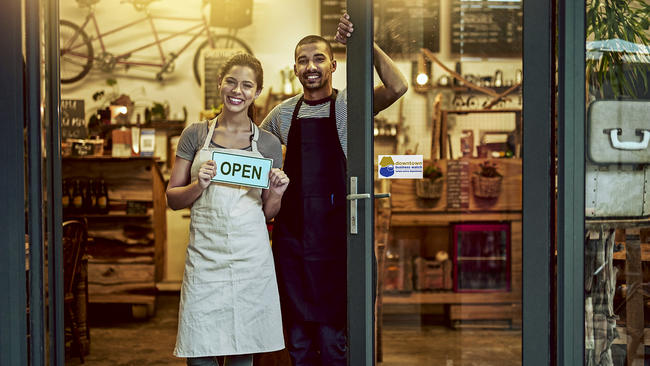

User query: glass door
[344,0,553,364]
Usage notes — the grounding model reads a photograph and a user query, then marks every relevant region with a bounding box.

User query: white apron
[174,119,284,357]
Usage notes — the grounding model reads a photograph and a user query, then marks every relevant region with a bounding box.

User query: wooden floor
[66,293,522,366]
[380,318,521,366]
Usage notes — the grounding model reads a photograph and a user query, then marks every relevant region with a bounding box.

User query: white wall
[60,0,522,161]
[60,0,325,124]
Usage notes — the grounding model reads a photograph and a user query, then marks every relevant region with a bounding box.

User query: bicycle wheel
[60,20,94,84]
[193,34,253,86]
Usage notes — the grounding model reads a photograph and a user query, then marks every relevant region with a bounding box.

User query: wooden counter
[383,158,522,329]
[390,158,522,214]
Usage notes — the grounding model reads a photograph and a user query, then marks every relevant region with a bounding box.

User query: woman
[167,53,289,366]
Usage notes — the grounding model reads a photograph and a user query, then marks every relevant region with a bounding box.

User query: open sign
[211,151,273,189]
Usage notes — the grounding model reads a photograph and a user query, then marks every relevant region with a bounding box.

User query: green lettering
[251,166,262,180]
[242,164,251,178]
[220,162,231,175]
[232,163,242,176]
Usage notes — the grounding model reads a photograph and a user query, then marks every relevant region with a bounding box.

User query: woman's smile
[226,96,244,105]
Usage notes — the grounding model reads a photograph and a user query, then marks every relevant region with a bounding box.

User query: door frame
[346,1,375,365]
[523,0,555,364]
[557,0,586,364]
[0,0,29,364]
[344,0,556,364]
[0,0,66,364]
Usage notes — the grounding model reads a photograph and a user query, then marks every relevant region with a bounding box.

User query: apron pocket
[303,196,346,259]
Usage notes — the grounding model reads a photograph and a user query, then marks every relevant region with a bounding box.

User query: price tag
[211,151,272,189]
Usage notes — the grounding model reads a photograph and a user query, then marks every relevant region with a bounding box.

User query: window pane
[375,0,523,364]
[583,0,650,364]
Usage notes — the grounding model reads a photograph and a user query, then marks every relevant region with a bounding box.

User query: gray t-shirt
[176,120,283,169]
[260,89,348,157]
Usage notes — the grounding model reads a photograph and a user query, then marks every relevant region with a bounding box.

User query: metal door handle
[348,177,391,234]
[346,193,391,200]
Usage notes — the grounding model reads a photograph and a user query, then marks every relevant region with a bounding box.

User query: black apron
[273,92,347,325]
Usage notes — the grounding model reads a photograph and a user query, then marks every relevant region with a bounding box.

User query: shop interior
[59,0,524,364]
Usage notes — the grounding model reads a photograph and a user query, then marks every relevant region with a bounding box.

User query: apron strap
[250,120,260,152]
[203,117,260,152]
[202,117,218,150]
[291,96,305,124]
[290,90,339,124]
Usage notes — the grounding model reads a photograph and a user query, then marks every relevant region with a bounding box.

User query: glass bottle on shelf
[85,178,96,213]
[97,179,109,214]
[72,179,83,214]
[62,179,71,215]
[93,179,102,213]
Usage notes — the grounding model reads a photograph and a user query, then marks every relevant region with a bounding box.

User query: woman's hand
[263,169,289,220]
[268,168,289,196]
[197,160,216,189]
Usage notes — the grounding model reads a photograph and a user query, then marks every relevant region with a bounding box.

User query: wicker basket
[473,175,503,198]
[416,178,444,199]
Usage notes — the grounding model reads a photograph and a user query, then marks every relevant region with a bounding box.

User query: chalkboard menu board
[374,0,440,58]
[451,0,522,57]
[61,99,87,139]
[202,48,240,110]
[320,0,346,54]
[446,160,470,210]
[320,0,440,58]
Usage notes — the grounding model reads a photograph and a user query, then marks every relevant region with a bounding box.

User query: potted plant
[473,160,503,198]
[586,0,650,98]
[416,163,444,199]
[90,78,135,125]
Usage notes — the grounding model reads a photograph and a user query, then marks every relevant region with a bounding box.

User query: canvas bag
[585,100,650,219]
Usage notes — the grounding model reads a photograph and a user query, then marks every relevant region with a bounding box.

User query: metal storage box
[586,100,650,219]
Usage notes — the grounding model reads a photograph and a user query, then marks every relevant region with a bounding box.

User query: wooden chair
[62,219,88,363]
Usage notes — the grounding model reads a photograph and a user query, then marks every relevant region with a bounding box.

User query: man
[260,13,408,366]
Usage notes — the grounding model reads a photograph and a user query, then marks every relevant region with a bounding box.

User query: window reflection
[584,0,650,364]
[373,0,523,364]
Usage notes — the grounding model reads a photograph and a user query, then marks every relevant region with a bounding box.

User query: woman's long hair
[217,53,263,122]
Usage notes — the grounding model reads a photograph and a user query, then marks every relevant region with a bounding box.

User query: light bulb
[416,73,429,86]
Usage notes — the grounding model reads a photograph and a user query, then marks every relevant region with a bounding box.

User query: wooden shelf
[382,291,519,305]
[63,157,167,317]
[146,120,185,129]
[81,211,152,219]
[63,156,160,161]
[613,243,650,261]
[613,326,650,345]
[391,212,522,226]
[390,158,523,214]
[88,293,155,305]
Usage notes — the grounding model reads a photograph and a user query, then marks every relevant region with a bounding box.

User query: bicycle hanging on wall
[60,0,253,85]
